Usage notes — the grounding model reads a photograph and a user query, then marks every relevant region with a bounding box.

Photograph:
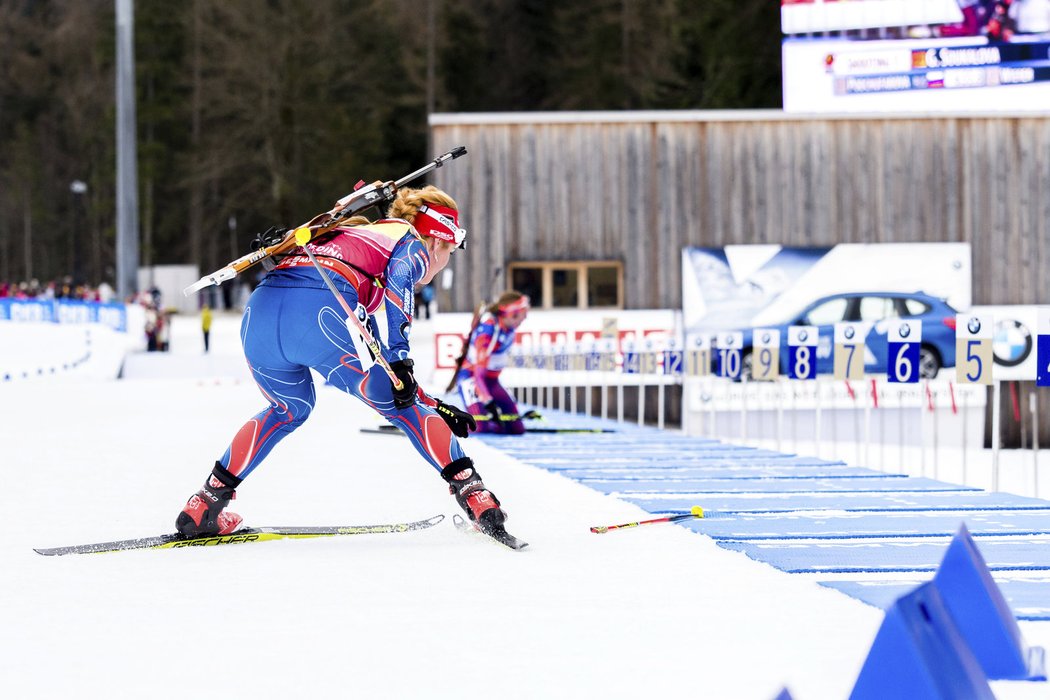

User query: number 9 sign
[752,329,780,381]
[888,320,922,384]
[955,313,993,385]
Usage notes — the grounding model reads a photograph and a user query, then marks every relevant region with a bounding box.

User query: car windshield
[803,297,849,326]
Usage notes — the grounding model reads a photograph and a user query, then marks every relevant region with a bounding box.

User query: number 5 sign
[888,320,921,383]
[956,313,993,385]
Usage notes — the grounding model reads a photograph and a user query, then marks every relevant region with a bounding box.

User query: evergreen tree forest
[0,0,781,288]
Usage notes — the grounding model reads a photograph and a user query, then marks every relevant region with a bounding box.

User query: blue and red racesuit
[454,312,524,434]
[221,220,463,479]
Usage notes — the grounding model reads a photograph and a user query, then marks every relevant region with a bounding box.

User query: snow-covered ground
[2,312,1048,699]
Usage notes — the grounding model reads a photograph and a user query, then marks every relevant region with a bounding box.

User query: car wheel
[919,345,942,379]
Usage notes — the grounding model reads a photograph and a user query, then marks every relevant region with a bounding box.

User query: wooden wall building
[430,110,1049,310]
[429,110,1050,444]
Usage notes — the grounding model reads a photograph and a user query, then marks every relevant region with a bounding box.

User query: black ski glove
[390,359,418,408]
[484,400,502,421]
[521,409,542,420]
[435,399,477,438]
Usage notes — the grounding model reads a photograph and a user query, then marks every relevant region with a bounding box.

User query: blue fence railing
[0,299,127,332]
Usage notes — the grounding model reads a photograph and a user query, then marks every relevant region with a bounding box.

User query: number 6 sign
[956,313,993,385]
[888,320,921,384]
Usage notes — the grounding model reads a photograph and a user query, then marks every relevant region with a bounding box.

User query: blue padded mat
[558,465,880,480]
[524,457,845,469]
[819,578,1050,621]
[681,510,1050,540]
[626,491,1049,514]
[544,456,847,471]
[582,475,974,495]
[721,536,1050,573]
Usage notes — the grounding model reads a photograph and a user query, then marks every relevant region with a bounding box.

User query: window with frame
[508,261,623,309]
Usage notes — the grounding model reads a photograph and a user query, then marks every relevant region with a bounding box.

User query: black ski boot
[175,462,244,537]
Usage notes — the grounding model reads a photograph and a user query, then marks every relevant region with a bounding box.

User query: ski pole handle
[589,506,704,534]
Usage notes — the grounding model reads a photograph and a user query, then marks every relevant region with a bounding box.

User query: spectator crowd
[0,277,115,303]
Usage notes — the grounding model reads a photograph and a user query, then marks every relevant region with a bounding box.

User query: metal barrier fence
[498,339,1050,497]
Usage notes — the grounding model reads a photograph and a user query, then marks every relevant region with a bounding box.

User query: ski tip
[691,505,705,518]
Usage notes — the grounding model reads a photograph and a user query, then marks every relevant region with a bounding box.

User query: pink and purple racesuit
[175,211,507,539]
[455,311,525,434]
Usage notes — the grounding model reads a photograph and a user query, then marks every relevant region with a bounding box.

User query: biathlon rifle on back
[183,146,468,296]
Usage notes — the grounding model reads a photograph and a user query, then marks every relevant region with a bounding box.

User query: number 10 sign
[888,320,921,383]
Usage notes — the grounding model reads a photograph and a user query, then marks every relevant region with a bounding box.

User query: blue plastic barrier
[849,581,994,699]
[932,525,1047,680]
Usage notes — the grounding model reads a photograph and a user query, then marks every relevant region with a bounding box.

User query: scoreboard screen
[781,0,1050,113]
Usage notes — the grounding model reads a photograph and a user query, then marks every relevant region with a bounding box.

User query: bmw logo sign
[799,330,808,343]
[725,336,735,346]
[899,323,911,339]
[761,332,771,344]
[992,319,1032,368]
[967,317,981,335]
[844,326,855,340]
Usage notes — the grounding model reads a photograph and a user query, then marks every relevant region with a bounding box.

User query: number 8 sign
[955,313,993,385]
[888,320,922,383]
[787,326,818,380]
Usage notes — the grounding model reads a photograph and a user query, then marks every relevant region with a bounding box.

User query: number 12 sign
[888,320,922,384]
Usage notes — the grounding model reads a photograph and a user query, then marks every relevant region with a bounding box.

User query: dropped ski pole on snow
[589,506,704,534]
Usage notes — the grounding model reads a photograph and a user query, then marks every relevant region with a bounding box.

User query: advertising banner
[782,0,1050,113]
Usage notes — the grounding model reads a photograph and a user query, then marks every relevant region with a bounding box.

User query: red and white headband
[499,295,530,315]
[416,204,466,248]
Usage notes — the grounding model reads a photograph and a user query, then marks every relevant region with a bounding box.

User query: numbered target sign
[664,337,684,376]
[716,331,744,379]
[888,320,922,384]
[956,313,993,385]
[787,326,818,380]
[833,322,867,380]
[686,334,711,376]
[1038,308,1050,387]
[638,336,661,374]
[752,329,781,381]
[597,338,618,372]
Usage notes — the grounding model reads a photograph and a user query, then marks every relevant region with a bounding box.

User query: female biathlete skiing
[175,185,516,543]
[448,290,535,434]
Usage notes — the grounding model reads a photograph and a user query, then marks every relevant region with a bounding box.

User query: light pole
[70,180,88,285]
